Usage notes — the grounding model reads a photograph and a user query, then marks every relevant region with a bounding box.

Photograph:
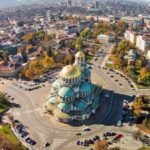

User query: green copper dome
[57,103,71,110]
[84,68,91,77]
[80,82,91,93]
[58,87,74,98]
[75,100,87,110]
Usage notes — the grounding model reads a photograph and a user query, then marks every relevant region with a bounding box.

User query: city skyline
[0,0,150,8]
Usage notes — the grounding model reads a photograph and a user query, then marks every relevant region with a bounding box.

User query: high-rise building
[67,0,72,7]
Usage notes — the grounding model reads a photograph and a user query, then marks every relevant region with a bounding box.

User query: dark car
[44,142,50,147]
[30,140,36,145]
[76,141,80,145]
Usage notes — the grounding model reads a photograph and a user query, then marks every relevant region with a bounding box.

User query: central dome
[75,51,85,59]
[60,65,81,79]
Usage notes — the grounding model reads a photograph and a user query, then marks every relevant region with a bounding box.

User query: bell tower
[74,51,85,71]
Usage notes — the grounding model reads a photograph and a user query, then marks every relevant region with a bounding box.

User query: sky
[0,0,150,8]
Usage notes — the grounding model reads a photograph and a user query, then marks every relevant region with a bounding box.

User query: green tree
[46,46,52,57]
[135,60,142,70]
[2,51,9,60]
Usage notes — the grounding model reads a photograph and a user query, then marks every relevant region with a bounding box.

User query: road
[0,42,148,150]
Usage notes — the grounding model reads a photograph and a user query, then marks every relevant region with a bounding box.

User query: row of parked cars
[76,131,123,147]
[12,82,42,91]
[115,99,136,127]
[102,67,136,90]
[14,120,36,146]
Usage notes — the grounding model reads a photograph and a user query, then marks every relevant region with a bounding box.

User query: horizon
[0,0,150,9]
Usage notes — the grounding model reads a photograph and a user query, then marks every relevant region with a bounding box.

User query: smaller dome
[58,87,74,98]
[57,103,70,111]
[52,79,60,89]
[80,82,91,93]
[84,68,91,77]
[48,96,58,104]
[75,100,87,111]
[60,65,81,79]
[53,109,72,119]
[45,101,55,112]
[75,51,85,59]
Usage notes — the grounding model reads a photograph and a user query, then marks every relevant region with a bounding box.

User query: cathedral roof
[60,65,81,79]
[58,87,74,98]
[57,102,71,110]
[75,51,85,59]
[80,82,91,93]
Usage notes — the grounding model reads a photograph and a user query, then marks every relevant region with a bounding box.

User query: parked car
[76,141,80,145]
[114,134,123,140]
[83,128,91,131]
[75,132,81,136]
[115,120,122,127]
[44,142,50,147]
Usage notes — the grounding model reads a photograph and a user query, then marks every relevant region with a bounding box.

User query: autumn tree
[23,32,34,44]
[135,60,142,70]
[94,140,108,150]
[80,28,89,39]
[2,51,9,60]
[75,37,84,50]
[46,46,53,57]
[64,54,73,65]
[42,55,54,69]
[140,67,148,77]
[133,96,143,117]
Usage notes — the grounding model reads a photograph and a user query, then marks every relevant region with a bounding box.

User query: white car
[105,94,110,98]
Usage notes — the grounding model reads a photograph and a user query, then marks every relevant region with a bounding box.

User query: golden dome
[75,51,85,58]
[60,65,81,79]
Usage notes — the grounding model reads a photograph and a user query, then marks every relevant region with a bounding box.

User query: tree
[19,48,28,63]
[24,69,34,80]
[135,60,142,70]
[75,37,84,50]
[46,46,53,57]
[138,73,150,86]
[23,32,34,44]
[143,117,150,129]
[140,67,148,77]
[64,54,73,65]
[2,51,9,60]
[42,55,54,69]
[94,140,108,150]
[133,97,143,117]
[80,28,89,38]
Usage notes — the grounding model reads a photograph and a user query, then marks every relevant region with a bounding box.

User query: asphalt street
[0,42,148,150]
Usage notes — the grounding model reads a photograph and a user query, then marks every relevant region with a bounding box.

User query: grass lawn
[105,63,113,68]
[138,147,150,150]
[0,97,10,114]
[136,84,150,89]
[85,54,94,63]
[0,124,26,149]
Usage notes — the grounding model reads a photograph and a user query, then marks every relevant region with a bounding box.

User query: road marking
[13,108,41,116]
[49,138,67,150]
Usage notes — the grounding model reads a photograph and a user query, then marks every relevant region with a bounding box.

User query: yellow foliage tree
[42,55,54,69]
[64,54,73,65]
[140,67,148,77]
[23,33,34,43]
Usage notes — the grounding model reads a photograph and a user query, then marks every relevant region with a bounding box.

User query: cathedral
[45,52,101,123]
